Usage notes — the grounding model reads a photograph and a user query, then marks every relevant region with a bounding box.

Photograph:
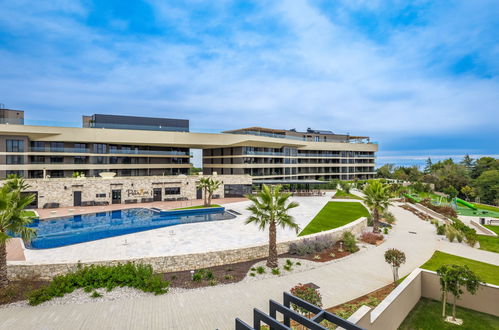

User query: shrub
[249,272,256,277]
[209,279,217,286]
[450,217,478,247]
[289,235,334,256]
[224,275,234,280]
[456,232,463,243]
[271,268,280,275]
[383,228,389,235]
[192,273,203,282]
[28,263,169,306]
[284,264,292,271]
[383,212,396,224]
[90,290,102,298]
[360,232,383,245]
[420,200,458,218]
[286,259,293,266]
[204,271,214,280]
[341,231,359,253]
[436,224,445,235]
[256,266,265,274]
[296,262,301,266]
[446,226,457,242]
[290,284,322,315]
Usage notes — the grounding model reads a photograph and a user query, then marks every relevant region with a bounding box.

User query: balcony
[28,147,189,156]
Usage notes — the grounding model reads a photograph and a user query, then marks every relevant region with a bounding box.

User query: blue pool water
[25,208,236,249]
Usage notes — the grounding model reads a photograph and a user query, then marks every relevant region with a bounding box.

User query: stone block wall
[8,217,366,280]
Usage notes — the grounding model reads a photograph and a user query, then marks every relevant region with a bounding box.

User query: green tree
[473,170,499,205]
[443,185,458,200]
[460,185,475,201]
[205,177,222,206]
[0,177,37,287]
[432,161,470,192]
[339,181,351,194]
[245,185,300,268]
[471,157,499,179]
[376,164,394,179]
[384,248,406,282]
[460,155,474,174]
[424,157,433,174]
[363,180,392,233]
[436,265,481,322]
[196,177,210,206]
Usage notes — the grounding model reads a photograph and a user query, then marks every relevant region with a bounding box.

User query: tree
[436,265,481,322]
[205,177,222,206]
[339,181,351,194]
[245,185,300,268]
[376,164,394,179]
[460,185,475,201]
[460,155,474,174]
[0,177,37,287]
[471,157,499,179]
[443,185,458,200]
[363,180,392,233]
[424,157,433,174]
[384,248,406,282]
[473,170,499,205]
[196,177,210,206]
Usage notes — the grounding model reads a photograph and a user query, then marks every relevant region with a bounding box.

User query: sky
[0,0,498,168]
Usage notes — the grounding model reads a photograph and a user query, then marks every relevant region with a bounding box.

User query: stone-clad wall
[8,218,366,280]
[7,175,252,208]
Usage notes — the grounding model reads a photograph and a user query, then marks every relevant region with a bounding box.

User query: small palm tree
[0,177,37,287]
[196,177,210,206]
[206,178,221,206]
[363,180,392,233]
[245,185,300,268]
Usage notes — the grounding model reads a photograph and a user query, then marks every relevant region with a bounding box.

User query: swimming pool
[25,208,236,249]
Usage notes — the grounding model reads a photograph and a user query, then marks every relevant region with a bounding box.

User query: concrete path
[0,203,441,330]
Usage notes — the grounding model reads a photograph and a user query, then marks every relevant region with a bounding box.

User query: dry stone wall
[8,217,366,280]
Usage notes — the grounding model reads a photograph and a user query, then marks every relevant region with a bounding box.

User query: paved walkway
[1,203,497,330]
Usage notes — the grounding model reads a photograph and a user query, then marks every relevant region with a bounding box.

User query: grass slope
[477,235,499,254]
[484,225,499,235]
[332,190,362,200]
[399,298,499,330]
[299,201,369,236]
[421,251,499,285]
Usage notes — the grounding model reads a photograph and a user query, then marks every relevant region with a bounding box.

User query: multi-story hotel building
[0,108,376,183]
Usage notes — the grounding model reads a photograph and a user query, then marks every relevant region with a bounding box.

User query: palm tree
[196,177,210,206]
[0,177,37,287]
[245,184,300,268]
[363,180,392,233]
[205,178,221,206]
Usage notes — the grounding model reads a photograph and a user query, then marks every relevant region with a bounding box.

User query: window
[74,156,86,164]
[50,157,64,163]
[30,156,45,163]
[50,142,64,152]
[31,141,45,151]
[165,187,181,195]
[6,139,24,152]
[6,170,24,177]
[96,193,106,198]
[74,143,86,152]
[94,144,107,154]
[314,136,320,142]
[49,170,64,178]
[6,155,23,164]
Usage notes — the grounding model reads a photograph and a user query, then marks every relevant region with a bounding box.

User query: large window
[74,143,86,152]
[6,170,24,177]
[165,187,181,195]
[50,157,64,163]
[6,155,23,164]
[31,141,45,151]
[94,144,107,154]
[74,156,86,164]
[50,142,64,152]
[6,139,24,152]
[224,184,252,197]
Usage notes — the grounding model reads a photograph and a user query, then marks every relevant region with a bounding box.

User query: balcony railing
[28,147,189,156]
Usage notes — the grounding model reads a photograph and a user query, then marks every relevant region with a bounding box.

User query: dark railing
[235,292,364,330]
[28,147,188,156]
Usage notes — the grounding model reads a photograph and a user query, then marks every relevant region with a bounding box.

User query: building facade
[0,109,377,183]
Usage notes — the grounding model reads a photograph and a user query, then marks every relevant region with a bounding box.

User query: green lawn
[332,190,363,200]
[399,298,499,330]
[21,210,37,218]
[171,204,221,210]
[421,251,499,285]
[476,203,499,213]
[484,225,499,235]
[477,235,499,254]
[299,201,369,236]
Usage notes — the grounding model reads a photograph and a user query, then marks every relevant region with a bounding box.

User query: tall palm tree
[206,178,221,206]
[363,180,392,233]
[0,177,37,287]
[245,184,300,268]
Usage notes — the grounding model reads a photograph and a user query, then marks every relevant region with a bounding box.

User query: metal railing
[28,147,189,156]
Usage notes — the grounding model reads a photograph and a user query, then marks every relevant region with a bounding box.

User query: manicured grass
[399,298,499,330]
[421,251,499,285]
[484,225,499,235]
[476,203,499,213]
[299,201,369,236]
[171,204,221,210]
[477,235,499,253]
[332,190,362,200]
[21,210,37,218]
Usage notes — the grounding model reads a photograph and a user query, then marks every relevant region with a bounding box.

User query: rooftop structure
[82,114,189,132]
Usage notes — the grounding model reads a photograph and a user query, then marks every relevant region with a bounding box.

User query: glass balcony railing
[28,147,189,156]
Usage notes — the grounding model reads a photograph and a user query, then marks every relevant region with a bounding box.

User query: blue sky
[0,0,498,168]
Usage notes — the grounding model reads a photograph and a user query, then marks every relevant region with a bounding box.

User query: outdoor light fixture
[190,270,194,279]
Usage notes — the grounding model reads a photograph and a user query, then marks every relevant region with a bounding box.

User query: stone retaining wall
[8,217,367,280]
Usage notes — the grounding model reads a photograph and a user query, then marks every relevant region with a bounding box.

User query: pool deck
[10,194,349,264]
